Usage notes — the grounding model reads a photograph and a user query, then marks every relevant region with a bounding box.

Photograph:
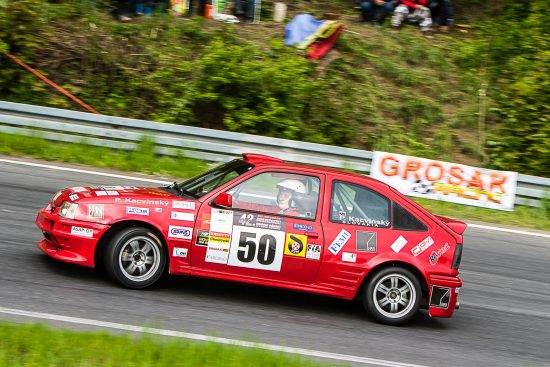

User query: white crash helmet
[276,179,307,194]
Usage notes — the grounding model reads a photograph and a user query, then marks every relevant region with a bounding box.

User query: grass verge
[1,132,548,230]
[0,321,330,367]
[0,133,208,179]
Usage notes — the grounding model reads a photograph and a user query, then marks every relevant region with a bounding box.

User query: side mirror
[213,193,233,208]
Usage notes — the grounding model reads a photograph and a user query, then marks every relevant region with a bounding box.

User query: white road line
[0,306,428,367]
[467,223,550,239]
[1,158,549,238]
[0,159,170,185]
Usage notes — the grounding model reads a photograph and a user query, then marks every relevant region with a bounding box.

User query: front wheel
[104,227,166,289]
[363,267,421,325]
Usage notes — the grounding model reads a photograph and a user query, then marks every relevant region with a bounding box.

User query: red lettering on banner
[381,155,399,176]
[490,173,507,194]
[402,160,421,180]
[425,162,444,182]
[448,166,464,185]
[467,171,484,190]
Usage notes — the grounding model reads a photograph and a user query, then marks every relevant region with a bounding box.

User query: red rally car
[35,153,465,325]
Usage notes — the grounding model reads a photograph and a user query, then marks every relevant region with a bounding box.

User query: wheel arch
[355,261,430,308]
[94,220,167,268]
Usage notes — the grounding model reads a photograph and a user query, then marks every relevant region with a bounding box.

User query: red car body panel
[35,154,464,319]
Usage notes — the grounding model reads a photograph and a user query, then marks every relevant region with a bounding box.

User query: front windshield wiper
[164,182,197,199]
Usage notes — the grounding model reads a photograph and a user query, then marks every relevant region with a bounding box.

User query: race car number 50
[228,226,285,271]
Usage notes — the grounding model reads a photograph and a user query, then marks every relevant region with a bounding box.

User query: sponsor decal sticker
[306,244,321,260]
[210,209,234,233]
[88,204,104,219]
[126,207,149,216]
[430,286,451,309]
[69,193,79,201]
[99,186,137,191]
[114,198,169,206]
[172,247,188,258]
[284,233,307,257]
[196,229,210,246]
[172,201,196,210]
[71,187,88,193]
[328,229,351,255]
[234,212,285,231]
[411,236,434,257]
[171,212,195,221]
[71,226,93,238]
[342,252,357,263]
[390,235,407,253]
[205,209,234,264]
[356,231,377,252]
[429,242,451,265]
[292,223,314,232]
[168,225,192,239]
[95,190,119,196]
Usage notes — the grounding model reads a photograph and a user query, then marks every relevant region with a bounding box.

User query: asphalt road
[1,157,549,367]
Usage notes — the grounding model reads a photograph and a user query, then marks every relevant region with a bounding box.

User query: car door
[191,169,325,285]
[316,178,396,291]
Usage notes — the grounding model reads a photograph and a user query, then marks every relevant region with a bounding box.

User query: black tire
[104,227,166,289]
[363,267,421,325]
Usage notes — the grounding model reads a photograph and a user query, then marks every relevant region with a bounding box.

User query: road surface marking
[0,306,429,367]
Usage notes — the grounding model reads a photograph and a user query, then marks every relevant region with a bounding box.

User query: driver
[276,179,307,215]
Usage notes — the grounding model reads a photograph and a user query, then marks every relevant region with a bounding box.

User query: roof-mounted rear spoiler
[435,215,467,236]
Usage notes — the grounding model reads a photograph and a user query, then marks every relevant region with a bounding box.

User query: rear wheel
[104,227,166,289]
[363,267,421,325]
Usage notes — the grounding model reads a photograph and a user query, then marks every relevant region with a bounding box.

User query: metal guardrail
[0,101,548,208]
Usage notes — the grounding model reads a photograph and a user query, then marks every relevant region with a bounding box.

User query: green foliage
[0,321,328,367]
[455,0,550,176]
[0,0,548,177]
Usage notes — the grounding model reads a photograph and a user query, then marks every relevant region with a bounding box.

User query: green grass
[1,132,548,230]
[0,322,333,367]
[0,133,208,179]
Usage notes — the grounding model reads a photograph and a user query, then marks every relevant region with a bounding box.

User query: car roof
[242,153,391,191]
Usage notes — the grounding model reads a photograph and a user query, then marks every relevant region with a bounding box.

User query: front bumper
[428,274,462,318]
[35,208,109,268]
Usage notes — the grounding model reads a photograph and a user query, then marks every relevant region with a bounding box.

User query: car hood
[51,185,177,207]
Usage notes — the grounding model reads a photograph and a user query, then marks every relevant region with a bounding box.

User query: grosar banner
[370,151,519,211]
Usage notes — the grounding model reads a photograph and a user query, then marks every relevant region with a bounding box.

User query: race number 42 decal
[227,226,285,271]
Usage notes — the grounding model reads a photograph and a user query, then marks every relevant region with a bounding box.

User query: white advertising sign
[370,151,518,211]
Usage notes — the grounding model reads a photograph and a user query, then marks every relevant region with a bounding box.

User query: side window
[226,172,320,220]
[392,202,427,231]
[331,181,390,228]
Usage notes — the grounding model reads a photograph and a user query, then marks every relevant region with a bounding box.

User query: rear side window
[392,202,427,231]
[330,181,390,228]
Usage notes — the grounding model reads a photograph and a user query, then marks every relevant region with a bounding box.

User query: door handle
[305,232,319,238]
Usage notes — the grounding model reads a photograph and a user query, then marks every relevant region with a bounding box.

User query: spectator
[234,0,255,21]
[391,0,433,35]
[360,0,397,25]
[135,0,155,16]
[111,0,133,21]
[428,0,454,32]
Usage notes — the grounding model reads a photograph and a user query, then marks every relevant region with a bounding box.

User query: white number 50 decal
[227,226,285,271]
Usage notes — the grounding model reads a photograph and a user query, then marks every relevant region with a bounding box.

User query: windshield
[175,159,253,199]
